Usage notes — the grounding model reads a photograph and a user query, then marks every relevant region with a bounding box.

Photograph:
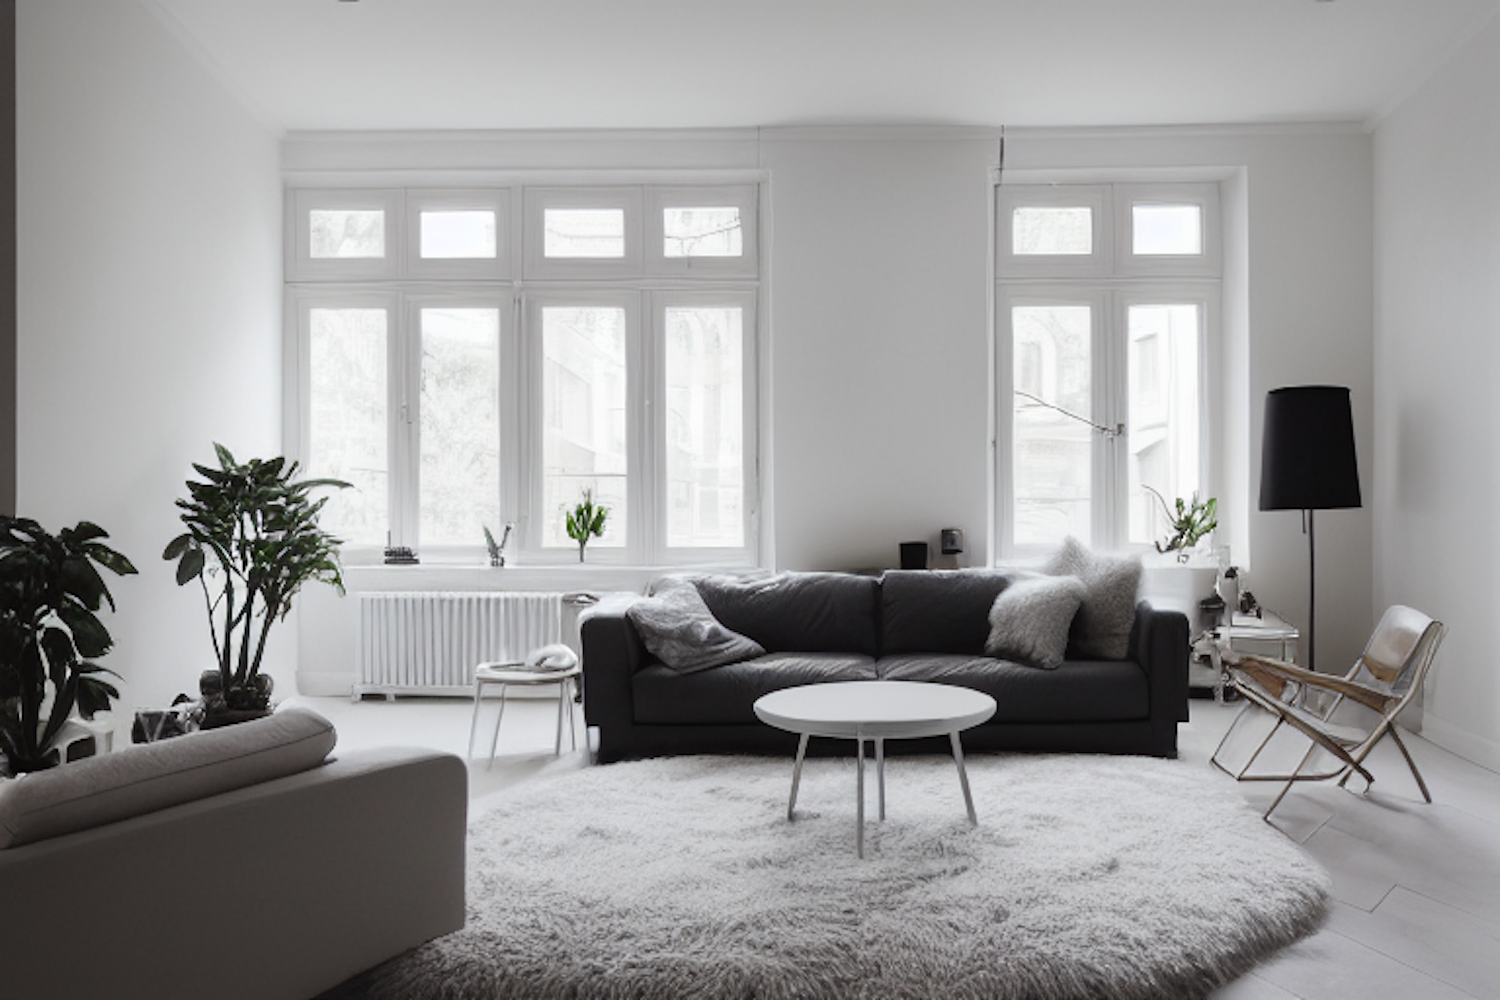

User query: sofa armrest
[1133,601,1191,735]
[0,746,467,1000]
[581,593,648,738]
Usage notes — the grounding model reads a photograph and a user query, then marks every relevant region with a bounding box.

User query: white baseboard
[295,670,355,698]
[1420,714,1500,774]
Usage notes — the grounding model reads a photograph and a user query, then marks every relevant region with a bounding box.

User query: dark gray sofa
[581,569,1190,763]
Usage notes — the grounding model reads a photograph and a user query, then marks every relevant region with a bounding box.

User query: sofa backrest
[880,569,1015,656]
[693,572,881,656]
[0,706,337,849]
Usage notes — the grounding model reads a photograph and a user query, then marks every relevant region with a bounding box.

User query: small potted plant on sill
[1144,487,1218,563]
[163,444,348,728]
[0,516,136,774]
[564,489,608,563]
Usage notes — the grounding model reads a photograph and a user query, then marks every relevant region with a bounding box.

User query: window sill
[341,562,757,595]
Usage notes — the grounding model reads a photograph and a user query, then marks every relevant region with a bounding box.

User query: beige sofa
[0,708,467,1000]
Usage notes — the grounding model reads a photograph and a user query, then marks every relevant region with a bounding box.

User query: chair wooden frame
[1210,604,1446,820]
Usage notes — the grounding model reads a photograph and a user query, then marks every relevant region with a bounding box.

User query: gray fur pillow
[1043,536,1142,660]
[627,580,765,673]
[984,574,1088,669]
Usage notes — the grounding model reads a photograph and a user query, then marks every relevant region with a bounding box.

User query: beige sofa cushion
[0,706,336,849]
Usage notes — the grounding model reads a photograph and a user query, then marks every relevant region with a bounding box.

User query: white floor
[285,691,1500,1000]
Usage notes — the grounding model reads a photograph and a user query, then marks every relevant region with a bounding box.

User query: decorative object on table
[1259,385,1361,669]
[1214,604,1445,819]
[563,488,607,562]
[337,754,1330,1000]
[383,544,419,565]
[897,540,927,570]
[0,517,136,774]
[163,444,349,727]
[482,522,512,567]
[131,695,204,743]
[939,527,964,555]
[1144,486,1218,561]
[1216,564,1240,624]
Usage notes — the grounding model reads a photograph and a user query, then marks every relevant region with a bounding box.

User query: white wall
[1000,128,1376,673]
[16,0,283,736]
[1373,14,1500,767]
[761,128,998,572]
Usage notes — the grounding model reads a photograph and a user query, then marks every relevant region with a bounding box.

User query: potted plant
[1144,487,1218,562]
[0,516,136,774]
[163,444,348,727]
[564,489,608,563]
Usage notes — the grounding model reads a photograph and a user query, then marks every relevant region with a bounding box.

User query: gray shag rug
[339,753,1329,1000]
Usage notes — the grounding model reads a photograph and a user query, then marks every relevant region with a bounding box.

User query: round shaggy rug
[343,754,1329,1000]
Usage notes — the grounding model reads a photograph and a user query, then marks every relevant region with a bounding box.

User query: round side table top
[475,661,580,683]
[753,680,996,741]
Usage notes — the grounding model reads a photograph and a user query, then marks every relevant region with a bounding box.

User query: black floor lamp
[1258,386,1362,671]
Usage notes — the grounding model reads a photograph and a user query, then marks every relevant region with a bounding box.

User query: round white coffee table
[753,680,997,858]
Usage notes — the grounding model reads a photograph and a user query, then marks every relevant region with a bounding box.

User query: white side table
[467,659,581,768]
[1201,612,1300,703]
[753,681,997,858]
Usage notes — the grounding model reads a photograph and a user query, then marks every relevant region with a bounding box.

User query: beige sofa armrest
[0,746,467,1000]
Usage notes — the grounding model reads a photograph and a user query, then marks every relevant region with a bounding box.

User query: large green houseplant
[0,516,136,773]
[163,445,348,725]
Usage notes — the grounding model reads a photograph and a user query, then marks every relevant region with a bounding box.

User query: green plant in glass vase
[1144,487,1218,562]
[0,516,136,774]
[163,444,348,725]
[564,489,608,563]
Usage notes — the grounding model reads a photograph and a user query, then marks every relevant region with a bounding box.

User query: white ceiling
[148,0,1500,133]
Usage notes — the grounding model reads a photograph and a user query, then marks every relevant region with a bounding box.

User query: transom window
[287,184,759,567]
[996,182,1220,556]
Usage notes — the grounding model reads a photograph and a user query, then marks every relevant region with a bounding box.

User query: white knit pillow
[1043,536,1143,660]
[985,575,1088,669]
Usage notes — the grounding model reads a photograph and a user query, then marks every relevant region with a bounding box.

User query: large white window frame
[995,182,1221,558]
[286,184,760,568]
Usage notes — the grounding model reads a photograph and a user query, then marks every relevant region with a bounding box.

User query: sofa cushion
[875,654,1150,723]
[627,580,765,673]
[633,653,879,725]
[1044,536,1143,660]
[0,706,336,849]
[985,574,1088,669]
[693,573,881,656]
[880,570,1015,655]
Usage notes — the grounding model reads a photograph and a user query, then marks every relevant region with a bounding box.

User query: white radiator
[355,592,565,698]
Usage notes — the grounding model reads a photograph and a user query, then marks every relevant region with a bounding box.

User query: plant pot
[200,707,273,730]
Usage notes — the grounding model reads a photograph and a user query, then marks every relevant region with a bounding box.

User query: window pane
[309,209,385,259]
[664,207,742,258]
[420,210,496,259]
[309,308,387,544]
[1013,305,1092,546]
[420,308,500,546]
[1127,304,1201,546]
[1132,204,1202,255]
[544,208,625,258]
[1013,207,1092,255]
[665,306,744,547]
[542,306,627,548]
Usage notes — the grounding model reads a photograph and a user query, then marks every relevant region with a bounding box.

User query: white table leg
[857,736,866,859]
[787,732,809,820]
[876,737,886,821]
[486,684,508,770]
[950,731,978,825]
[466,677,485,758]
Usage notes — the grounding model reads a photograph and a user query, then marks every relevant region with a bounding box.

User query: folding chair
[1211,604,1446,819]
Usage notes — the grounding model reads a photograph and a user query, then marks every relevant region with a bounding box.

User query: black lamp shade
[1259,386,1362,511]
